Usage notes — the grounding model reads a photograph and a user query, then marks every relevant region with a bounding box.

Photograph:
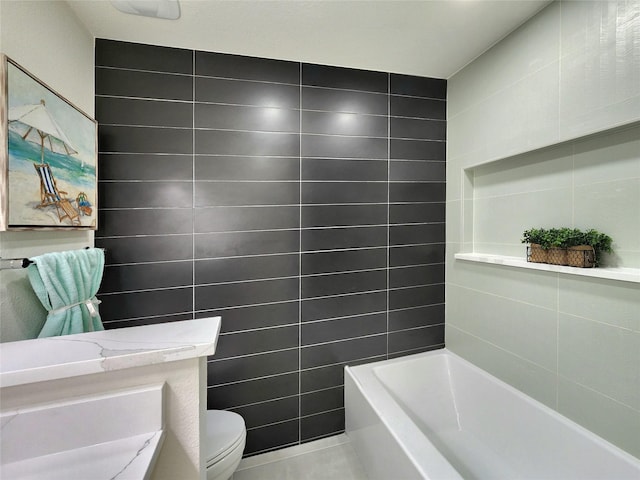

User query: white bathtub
[345,349,640,479]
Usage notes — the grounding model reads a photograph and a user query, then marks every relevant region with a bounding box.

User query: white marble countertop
[0,317,221,388]
[1,430,165,480]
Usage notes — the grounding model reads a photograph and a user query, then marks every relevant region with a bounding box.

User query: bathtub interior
[348,349,640,480]
[345,354,463,480]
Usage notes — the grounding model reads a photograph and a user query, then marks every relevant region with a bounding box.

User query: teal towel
[27,248,105,338]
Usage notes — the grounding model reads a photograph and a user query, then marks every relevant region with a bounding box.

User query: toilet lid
[205,410,246,464]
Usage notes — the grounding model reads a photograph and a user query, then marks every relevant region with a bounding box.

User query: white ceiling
[67,0,552,79]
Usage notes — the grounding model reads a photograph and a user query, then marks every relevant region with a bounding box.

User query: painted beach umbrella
[8,99,77,164]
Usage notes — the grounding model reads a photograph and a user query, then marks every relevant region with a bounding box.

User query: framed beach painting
[0,55,97,230]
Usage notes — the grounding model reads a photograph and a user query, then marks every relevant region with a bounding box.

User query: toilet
[205,410,247,480]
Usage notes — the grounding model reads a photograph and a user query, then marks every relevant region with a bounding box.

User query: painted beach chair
[34,163,81,226]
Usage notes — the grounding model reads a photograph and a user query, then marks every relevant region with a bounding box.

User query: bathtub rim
[346,347,640,476]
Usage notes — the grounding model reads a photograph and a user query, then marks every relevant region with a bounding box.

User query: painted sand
[8,170,96,228]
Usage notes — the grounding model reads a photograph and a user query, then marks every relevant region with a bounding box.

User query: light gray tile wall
[447,0,640,459]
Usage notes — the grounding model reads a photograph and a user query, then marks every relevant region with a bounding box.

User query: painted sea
[8,130,95,190]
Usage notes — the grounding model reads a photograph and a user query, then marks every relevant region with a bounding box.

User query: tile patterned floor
[232,434,368,480]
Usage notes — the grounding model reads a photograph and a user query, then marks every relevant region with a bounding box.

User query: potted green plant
[546,227,584,265]
[521,228,551,263]
[567,229,613,267]
[522,227,613,268]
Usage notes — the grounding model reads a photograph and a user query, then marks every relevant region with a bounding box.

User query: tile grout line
[192,49,196,320]
[97,64,445,101]
[101,178,448,183]
[96,221,445,239]
[387,73,391,360]
[210,324,446,371]
[97,93,446,123]
[103,300,445,332]
[298,61,303,448]
[556,272,560,410]
[101,122,445,143]
[99,152,446,164]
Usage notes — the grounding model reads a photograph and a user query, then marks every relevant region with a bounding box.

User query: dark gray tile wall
[95,39,446,456]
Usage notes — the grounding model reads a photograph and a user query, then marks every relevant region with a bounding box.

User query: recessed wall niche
[458,122,640,278]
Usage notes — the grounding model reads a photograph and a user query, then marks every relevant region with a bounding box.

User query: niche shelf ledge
[454,253,640,284]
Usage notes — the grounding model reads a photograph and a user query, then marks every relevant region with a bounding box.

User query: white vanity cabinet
[0,317,221,480]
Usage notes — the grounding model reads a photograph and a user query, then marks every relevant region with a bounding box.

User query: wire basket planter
[527,245,596,268]
[523,228,611,269]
